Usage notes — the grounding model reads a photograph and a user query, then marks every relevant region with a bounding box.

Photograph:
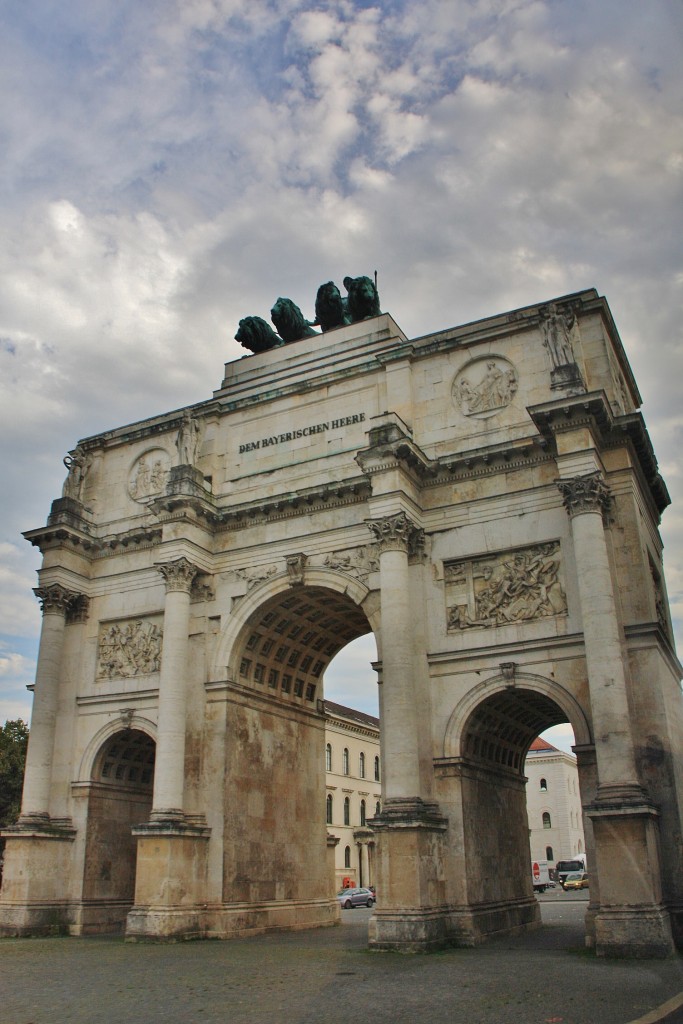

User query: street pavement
[1,894,682,1024]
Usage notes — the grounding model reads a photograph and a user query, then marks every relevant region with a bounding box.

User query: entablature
[529,392,669,518]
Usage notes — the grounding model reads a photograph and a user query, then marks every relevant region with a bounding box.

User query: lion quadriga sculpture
[271,297,318,344]
[314,281,350,332]
[235,316,283,354]
[344,275,381,322]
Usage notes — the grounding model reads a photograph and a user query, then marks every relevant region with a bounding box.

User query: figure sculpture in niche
[235,316,284,353]
[541,303,580,368]
[176,410,201,466]
[270,297,319,343]
[62,447,90,501]
[314,281,350,332]
[344,275,381,322]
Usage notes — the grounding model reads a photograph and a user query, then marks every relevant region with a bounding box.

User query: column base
[666,901,683,951]
[594,907,674,959]
[369,906,451,952]
[126,817,211,940]
[445,898,541,948]
[369,797,450,952]
[126,898,340,942]
[587,796,675,958]
[0,820,77,936]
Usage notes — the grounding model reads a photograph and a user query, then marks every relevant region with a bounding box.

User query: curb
[626,992,683,1024]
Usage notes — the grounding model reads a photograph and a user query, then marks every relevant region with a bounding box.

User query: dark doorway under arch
[81,729,155,933]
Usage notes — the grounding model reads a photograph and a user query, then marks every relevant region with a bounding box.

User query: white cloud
[0,0,681,725]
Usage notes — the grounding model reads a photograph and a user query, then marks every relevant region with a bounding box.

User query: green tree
[0,719,29,828]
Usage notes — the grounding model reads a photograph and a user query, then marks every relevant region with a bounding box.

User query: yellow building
[324,701,381,890]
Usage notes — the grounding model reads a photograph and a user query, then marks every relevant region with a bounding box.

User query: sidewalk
[1,900,681,1024]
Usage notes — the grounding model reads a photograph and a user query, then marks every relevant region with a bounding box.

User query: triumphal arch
[2,281,682,958]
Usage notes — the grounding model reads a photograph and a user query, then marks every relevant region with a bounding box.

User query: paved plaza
[1,897,682,1024]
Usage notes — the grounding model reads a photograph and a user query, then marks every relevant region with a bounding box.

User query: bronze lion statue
[271,297,318,344]
[235,316,283,354]
[314,281,350,332]
[344,275,381,322]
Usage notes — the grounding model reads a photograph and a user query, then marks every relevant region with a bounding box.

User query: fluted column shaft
[152,558,198,820]
[20,585,81,820]
[558,474,640,796]
[369,513,423,801]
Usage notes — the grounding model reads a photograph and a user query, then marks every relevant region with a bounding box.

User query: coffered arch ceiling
[461,689,569,775]
[231,586,373,709]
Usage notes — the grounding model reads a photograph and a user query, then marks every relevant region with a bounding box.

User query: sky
[1,0,681,759]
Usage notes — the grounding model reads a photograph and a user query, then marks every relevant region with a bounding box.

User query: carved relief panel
[445,542,567,631]
[321,546,380,582]
[97,617,163,679]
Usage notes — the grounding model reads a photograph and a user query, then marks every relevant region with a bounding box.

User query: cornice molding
[529,392,669,517]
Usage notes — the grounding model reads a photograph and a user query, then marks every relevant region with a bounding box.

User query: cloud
[0,639,35,724]
[0,0,681,724]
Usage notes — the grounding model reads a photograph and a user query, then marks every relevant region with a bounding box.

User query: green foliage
[0,719,29,828]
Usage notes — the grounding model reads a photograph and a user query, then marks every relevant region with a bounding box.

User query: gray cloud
[1,0,681,722]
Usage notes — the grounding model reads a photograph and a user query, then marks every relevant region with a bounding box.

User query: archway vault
[77,715,157,785]
[442,670,592,769]
[212,570,379,708]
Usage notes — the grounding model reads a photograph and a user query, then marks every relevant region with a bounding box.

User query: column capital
[557,472,612,520]
[367,512,424,555]
[157,557,200,593]
[33,584,83,616]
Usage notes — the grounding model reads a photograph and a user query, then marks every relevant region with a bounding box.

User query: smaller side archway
[80,728,156,934]
[436,671,593,947]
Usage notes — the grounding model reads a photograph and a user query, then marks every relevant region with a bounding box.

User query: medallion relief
[97,617,163,679]
[128,448,171,503]
[445,542,566,631]
[452,357,518,419]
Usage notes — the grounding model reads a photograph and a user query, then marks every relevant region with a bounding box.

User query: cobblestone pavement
[1,899,682,1024]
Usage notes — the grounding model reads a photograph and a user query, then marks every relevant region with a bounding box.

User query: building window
[546,846,554,861]
[344,845,351,868]
[375,801,381,817]
[359,752,365,778]
[540,777,547,791]
[342,748,349,775]
[374,756,380,781]
[326,794,333,824]
[542,812,552,829]
[344,797,350,826]
[360,800,366,826]
[325,743,332,772]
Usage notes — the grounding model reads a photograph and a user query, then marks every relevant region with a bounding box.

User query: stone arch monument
[1,287,682,958]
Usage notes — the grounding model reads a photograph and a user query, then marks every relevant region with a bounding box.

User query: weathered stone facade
[1,288,681,957]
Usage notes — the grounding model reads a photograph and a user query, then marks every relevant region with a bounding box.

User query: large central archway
[208,576,379,934]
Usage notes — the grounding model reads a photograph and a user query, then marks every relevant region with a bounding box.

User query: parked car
[336,887,375,909]
[563,871,589,891]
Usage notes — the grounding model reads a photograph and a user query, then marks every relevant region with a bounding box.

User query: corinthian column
[20,584,85,822]
[152,557,198,821]
[557,473,641,799]
[368,512,424,802]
